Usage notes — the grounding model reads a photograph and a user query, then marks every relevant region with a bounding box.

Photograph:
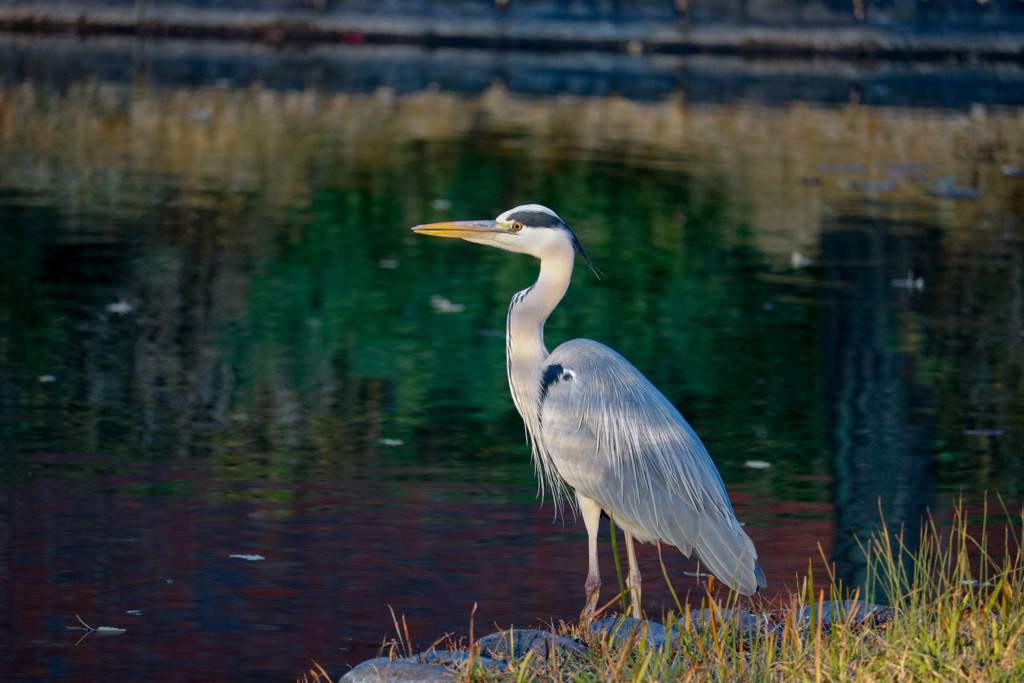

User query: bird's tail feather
[689,517,764,596]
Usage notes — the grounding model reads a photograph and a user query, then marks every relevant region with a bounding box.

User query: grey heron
[412,204,766,618]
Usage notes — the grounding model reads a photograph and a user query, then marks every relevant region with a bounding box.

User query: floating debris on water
[744,460,773,470]
[963,429,1003,437]
[790,251,813,269]
[377,438,404,447]
[817,163,866,175]
[229,554,265,561]
[926,177,981,199]
[68,615,126,644]
[105,299,133,314]
[841,179,898,192]
[891,271,924,291]
[884,162,930,180]
[38,375,56,383]
[430,294,466,313]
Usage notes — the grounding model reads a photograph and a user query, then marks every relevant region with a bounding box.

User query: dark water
[1,50,1023,681]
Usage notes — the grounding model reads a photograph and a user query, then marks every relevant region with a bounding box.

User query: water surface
[1,55,1022,681]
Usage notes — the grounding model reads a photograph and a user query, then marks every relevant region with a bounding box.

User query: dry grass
[314,495,1024,682]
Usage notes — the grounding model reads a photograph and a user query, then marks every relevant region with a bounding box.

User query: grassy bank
[305,497,1024,682]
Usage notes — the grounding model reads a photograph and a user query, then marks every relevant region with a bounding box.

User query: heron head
[412,204,598,274]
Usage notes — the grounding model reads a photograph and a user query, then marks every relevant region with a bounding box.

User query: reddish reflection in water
[1,453,829,682]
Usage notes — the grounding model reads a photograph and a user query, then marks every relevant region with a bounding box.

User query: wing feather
[537,338,765,595]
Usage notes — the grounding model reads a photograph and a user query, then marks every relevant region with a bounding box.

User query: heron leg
[624,533,642,619]
[577,493,603,617]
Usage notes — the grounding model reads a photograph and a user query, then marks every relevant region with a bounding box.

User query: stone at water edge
[405,649,507,670]
[340,657,456,682]
[797,600,893,626]
[688,607,777,639]
[476,627,588,660]
[591,617,673,647]
[596,610,787,647]
[340,627,587,681]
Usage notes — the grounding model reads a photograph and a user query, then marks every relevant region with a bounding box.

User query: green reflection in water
[0,151,824,509]
[0,83,1021,526]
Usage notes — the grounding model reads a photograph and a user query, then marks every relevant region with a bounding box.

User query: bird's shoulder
[545,338,639,379]
[542,338,673,411]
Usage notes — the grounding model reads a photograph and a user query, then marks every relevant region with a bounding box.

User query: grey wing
[538,338,766,595]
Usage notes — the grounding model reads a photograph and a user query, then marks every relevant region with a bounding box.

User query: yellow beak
[411,220,501,238]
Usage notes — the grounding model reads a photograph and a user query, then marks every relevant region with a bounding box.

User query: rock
[594,610,785,649]
[797,600,891,626]
[340,658,456,682]
[592,617,676,648]
[476,628,588,661]
[342,601,899,681]
[405,650,507,671]
[687,608,776,638]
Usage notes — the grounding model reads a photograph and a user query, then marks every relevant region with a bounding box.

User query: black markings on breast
[539,363,576,409]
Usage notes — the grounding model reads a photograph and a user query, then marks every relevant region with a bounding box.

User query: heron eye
[511,222,523,231]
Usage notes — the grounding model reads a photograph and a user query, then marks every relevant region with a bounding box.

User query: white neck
[505,239,575,433]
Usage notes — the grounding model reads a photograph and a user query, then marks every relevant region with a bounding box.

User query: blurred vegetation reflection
[1,83,1022,590]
